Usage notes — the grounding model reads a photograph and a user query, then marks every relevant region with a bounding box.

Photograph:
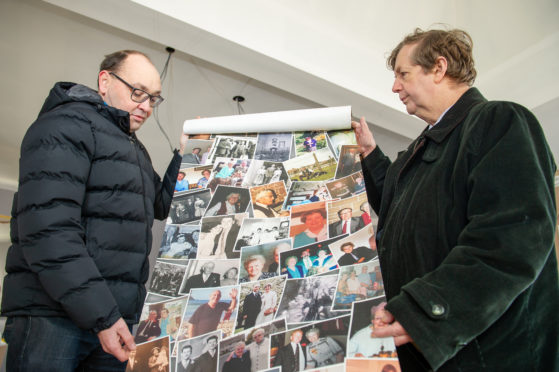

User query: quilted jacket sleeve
[16,107,121,332]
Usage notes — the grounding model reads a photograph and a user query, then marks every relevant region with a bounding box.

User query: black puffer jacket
[1,82,181,332]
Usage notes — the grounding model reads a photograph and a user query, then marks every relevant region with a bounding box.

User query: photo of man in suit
[241,284,262,329]
[182,262,221,293]
[183,147,202,164]
[176,344,196,372]
[273,329,306,372]
[329,208,364,238]
[337,242,375,266]
[193,335,219,372]
[134,310,161,343]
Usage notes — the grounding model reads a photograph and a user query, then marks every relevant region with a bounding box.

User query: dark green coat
[362,88,558,371]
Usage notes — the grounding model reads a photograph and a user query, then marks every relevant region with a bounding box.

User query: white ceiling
[1,0,558,206]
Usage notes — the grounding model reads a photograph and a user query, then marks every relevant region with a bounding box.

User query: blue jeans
[2,316,129,371]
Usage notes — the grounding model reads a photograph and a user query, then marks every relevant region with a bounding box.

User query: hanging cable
[154,47,175,152]
[233,95,245,115]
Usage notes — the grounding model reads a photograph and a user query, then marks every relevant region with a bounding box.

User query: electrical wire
[154,49,175,152]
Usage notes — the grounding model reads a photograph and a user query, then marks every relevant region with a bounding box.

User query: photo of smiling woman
[289,202,329,248]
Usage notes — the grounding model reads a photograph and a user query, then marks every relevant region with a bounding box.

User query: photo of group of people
[132,128,399,371]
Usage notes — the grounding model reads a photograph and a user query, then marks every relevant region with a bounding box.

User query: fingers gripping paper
[129,106,401,372]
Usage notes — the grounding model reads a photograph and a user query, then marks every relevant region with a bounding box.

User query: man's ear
[433,56,448,84]
[98,70,111,95]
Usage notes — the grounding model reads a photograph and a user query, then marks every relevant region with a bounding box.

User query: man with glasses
[1,50,188,371]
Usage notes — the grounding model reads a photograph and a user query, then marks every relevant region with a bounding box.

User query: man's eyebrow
[133,82,161,95]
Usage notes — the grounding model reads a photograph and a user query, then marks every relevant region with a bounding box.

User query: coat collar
[423,87,487,144]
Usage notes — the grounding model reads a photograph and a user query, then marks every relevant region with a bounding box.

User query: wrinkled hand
[351,117,376,158]
[371,309,413,346]
[97,318,136,362]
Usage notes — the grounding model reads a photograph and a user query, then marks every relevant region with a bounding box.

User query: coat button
[432,304,445,316]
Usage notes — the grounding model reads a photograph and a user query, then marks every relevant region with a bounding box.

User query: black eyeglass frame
[109,72,164,107]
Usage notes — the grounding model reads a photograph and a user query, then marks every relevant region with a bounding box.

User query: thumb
[118,323,136,352]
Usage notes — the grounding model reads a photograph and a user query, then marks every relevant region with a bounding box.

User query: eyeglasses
[109,72,164,107]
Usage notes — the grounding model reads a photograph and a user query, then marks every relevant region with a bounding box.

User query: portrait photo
[179,285,239,340]
[238,239,291,283]
[205,185,251,217]
[125,336,170,372]
[335,145,362,179]
[289,201,328,249]
[179,259,240,294]
[249,181,288,219]
[236,276,287,333]
[327,193,370,239]
[197,213,247,260]
[347,297,397,359]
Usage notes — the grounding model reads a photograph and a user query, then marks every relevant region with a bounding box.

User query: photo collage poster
[127,121,402,372]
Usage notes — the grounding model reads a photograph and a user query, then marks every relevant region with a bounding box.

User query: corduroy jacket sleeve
[384,102,557,369]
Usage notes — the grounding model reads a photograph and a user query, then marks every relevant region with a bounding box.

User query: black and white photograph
[236,276,287,332]
[125,336,170,372]
[179,259,240,294]
[276,274,339,324]
[179,286,239,340]
[347,297,397,359]
[149,261,189,298]
[169,189,212,225]
[334,145,362,179]
[254,132,292,162]
[159,224,200,260]
[333,260,384,311]
[208,157,252,191]
[210,136,257,162]
[234,217,290,251]
[284,148,337,182]
[242,160,290,187]
[270,316,350,371]
[197,213,247,259]
[174,331,222,372]
[205,185,251,216]
[238,239,291,283]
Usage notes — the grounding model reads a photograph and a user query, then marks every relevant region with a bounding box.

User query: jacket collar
[423,87,487,144]
[40,82,132,135]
